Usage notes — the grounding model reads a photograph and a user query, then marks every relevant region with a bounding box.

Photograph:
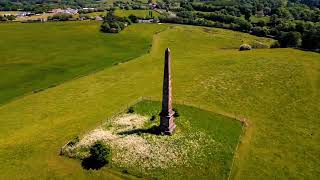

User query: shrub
[150,115,156,121]
[48,13,72,21]
[270,41,280,48]
[101,10,131,33]
[173,108,180,117]
[81,141,111,170]
[128,14,138,23]
[127,107,134,113]
[100,22,110,33]
[251,26,269,37]
[239,44,252,51]
[101,22,122,33]
[279,32,302,48]
[118,21,125,30]
[122,168,129,174]
[109,22,121,33]
[301,31,320,50]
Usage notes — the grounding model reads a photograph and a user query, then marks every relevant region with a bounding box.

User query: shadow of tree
[81,141,110,170]
[82,156,108,170]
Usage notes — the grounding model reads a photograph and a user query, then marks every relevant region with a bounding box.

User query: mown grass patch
[0,11,19,15]
[62,100,243,179]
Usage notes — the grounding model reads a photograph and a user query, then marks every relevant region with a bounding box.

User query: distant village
[0,2,162,23]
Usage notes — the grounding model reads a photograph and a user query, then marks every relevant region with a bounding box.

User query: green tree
[128,14,138,23]
[82,141,111,170]
[100,22,110,33]
[301,31,320,50]
[0,15,7,21]
[105,10,115,23]
[279,31,302,47]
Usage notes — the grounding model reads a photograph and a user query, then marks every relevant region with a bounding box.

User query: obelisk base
[159,112,176,135]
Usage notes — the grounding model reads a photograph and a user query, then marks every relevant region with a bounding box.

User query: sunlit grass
[0,23,319,179]
[0,21,167,105]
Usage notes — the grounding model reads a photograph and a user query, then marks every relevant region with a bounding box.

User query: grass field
[15,13,56,21]
[86,10,161,18]
[86,11,106,17]
[130,100,242,179]
[114,9,160,18]
[0,11,57,21]
[0,22,319,179]
[62,100,243,179]
[0,21,167,105]
[0,11,19,15]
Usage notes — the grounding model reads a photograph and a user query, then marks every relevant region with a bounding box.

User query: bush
[239,44,252,51]
[101,10,131,33]
[270,41,281,48]
[128,14,138,23]
[173,108,180,117]
[81,141,111,170]
[118,21,125,30]
[100,22,122,33]
[100,22,110,32]
[279,32,302,48]
[251,26,269,37]
[109,22,121,33]
[301,31,320,50]
[48,13,72,21]
[127,107,134,113]
[150,115,156,121]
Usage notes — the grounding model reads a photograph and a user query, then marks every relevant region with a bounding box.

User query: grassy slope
[131,100,243,179]
[0,11,19,15]
[114,9,160,18]
[0,21,166,105]
[87,10,160,18]
[0,23,319,179]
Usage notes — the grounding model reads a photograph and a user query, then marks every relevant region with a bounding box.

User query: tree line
[160,0,320,51]
[100,10,132,33]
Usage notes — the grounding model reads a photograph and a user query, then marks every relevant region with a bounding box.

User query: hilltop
[0,22,319,179]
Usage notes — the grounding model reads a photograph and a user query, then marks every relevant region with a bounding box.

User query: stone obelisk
[159,48,176,135]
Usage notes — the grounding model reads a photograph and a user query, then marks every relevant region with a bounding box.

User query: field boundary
[228,123,246,180]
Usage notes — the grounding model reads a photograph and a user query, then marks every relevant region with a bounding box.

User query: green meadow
[114,10,160,18]
[130,100,243,179]
[87,10,160,18]
[0,22,319,179]
[0,21,166,105]
[0,11,19,15]
[61,100,243,179]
